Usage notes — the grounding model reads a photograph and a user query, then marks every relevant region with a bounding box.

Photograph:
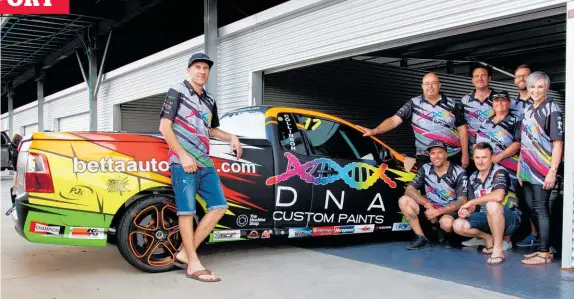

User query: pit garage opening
[262,12,569,262]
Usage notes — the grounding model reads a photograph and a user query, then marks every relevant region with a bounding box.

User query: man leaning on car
[358,72,469,169]
[159,52,242,282]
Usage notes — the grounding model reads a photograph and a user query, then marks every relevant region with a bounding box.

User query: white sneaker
[502,240,513,251]
[462,237,485,247]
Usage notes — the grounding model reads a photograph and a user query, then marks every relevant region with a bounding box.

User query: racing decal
[354,224,374,234]
[69,227,105,239]
[312,226,335,236]
[288,227,312,238]
[273,186,386,225]
[266,152,397,190]
[235,214,267,227]
[247,230,259,239]
[392,222,412,231]
[334,226,355,235]
[261,230,272,239]
[30,221,64,236]
[210,230,241,242]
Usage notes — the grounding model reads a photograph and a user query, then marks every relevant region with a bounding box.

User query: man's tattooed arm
[438,196,468,214]
[405,185,432,208]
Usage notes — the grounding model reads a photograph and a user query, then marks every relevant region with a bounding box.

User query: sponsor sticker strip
[288,224,375,238]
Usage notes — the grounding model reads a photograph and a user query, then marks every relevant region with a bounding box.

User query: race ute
[8,105,417,272]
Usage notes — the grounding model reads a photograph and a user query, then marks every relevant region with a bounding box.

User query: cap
[187,52,214,69]
[492,91,510,101]
[427,140,448,152]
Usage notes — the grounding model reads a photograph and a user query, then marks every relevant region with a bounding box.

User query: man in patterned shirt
[359,73,469,168]
[398,140,468,250]
[453,143,521,265]
[510,64,532,120]
[459,65,496,175]
[159,52,243,282]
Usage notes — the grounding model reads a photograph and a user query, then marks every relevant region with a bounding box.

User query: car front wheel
[116,194,182,273]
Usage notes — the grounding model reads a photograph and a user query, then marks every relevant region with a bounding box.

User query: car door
[294,114,402,234]
[267,111,315,233]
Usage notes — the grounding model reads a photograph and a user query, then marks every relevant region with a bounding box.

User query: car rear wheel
[116,194,182,273]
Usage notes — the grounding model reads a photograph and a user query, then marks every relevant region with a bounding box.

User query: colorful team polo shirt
[475,114,521,176]
[409,162,468,207]
[395,93,465,157]
[459,90,495,153]
[510,97,532,120]
[519,98,564,185]
[159,80,220,168]
[468,164,518,213]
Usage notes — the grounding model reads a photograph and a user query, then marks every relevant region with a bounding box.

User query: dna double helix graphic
[265,152,396,190]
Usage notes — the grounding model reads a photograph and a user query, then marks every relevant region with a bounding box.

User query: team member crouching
[453,142,521,264]
[398,140,468,250]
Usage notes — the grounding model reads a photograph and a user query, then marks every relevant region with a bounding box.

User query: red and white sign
[354,224,374,234]
[0,0,69,14]
[69,227,105,239]
[312,226,334,236]
[30,221,62,235]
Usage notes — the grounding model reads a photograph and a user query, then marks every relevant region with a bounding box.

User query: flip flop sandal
[521,253,552,265]
[186,269,221,282]
[482,246,493,254]
[487,256,505,265]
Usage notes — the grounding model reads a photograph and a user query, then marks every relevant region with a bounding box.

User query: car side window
[276,112,308,155]
[294,114,379,161]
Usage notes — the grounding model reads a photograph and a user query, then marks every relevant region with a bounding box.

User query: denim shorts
[170,164,228,216]
[467,205,520,236]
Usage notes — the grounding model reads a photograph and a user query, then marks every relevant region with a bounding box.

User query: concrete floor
[1,179,518,299]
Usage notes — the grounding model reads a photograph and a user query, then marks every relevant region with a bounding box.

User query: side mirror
[379,147,392,162]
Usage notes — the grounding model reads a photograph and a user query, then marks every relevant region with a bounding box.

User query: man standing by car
[397,140,468,249]
[159,52,243,282]
[453,142,521,264]
[359,72,469,168]
[459,65,496,170]
[511,64,532,119]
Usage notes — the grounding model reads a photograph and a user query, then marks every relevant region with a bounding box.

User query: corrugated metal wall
[120,94,165,132]
[263,59,565,156]
[58,113,90,132]
[1,0,563,133]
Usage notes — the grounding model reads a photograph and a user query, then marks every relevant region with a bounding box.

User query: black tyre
[116,194,182,273]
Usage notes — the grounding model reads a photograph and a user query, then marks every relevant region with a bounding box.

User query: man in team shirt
[458,65,496,247]
[453,143,521,264]
[510,64,532,120]
[398,140,468,250]
[359,73,469,168]
[475,91,521,250]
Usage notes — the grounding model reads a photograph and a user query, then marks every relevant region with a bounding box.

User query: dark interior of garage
[263,13,566,157]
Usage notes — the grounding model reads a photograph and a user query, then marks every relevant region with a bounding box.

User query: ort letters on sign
[0,0,70,14]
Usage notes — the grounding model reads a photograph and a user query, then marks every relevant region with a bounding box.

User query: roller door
[58,113,90,132]
[23,123,38,136]
[263,59,565,156]
[120,95,164,133]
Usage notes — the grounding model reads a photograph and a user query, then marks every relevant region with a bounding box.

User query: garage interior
[263,13,566,157]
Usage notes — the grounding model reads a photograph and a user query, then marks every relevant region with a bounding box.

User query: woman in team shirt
[475,91,521,251]
[517,71,564,265]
